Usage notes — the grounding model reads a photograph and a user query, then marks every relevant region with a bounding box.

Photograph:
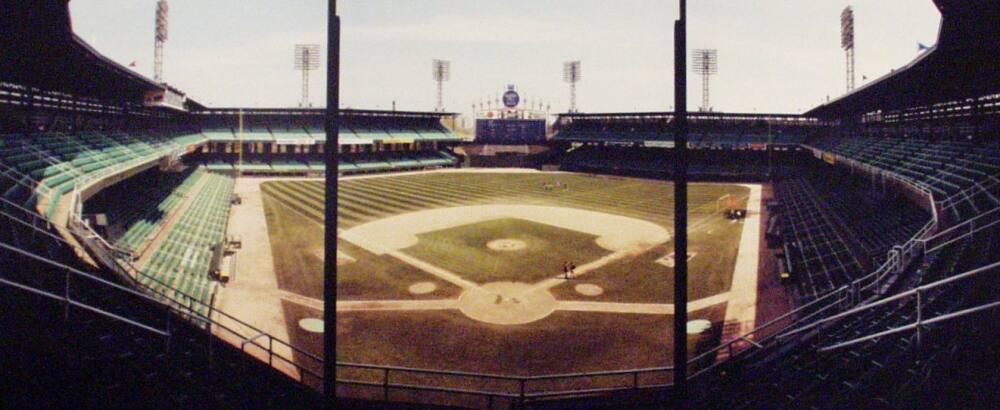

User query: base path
[336,299,458,312]
[720,184,763,340]
[340,204,671,255]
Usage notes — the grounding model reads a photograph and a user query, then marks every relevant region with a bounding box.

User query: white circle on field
[299,318,324,333]
[486,239,528,252]
[575,283,604,296]
[687,319,712,335]
[408,282,438,295]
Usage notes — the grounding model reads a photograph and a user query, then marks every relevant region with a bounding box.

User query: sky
[69,1,942,118]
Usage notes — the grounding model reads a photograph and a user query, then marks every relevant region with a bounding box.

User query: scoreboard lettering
[475,119,546,144]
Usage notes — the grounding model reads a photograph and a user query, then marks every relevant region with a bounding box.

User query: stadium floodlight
[153,0,168,82]
[432,59,451,112]
[692,49,718,112]
[841,6,855,92]
[563,61,581,113]
[295,44,321,107]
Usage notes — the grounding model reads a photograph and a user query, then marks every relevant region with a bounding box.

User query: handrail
[0,142,330,389]
[781,259,1000,340]
[0,240,171,336]
[917,206,1000,251]
[0,160,53,197]
[66,189,325,380]
[818,300,1000,352]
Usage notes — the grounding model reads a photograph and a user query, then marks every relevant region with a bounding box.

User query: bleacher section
[698,224,1000,409]
[810,136,1000,221]
[802,164,930,266]
[556,116,812,147]
[561,145,802,180]
[0,198,321,407]
[0,132,207,219]
[85,167,204,255]
[139,172,234,316]
[773,178,866,301]
[199,150,456,175]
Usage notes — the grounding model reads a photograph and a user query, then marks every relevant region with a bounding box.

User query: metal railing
[329,146,956,406]
[336,361,677,407]
[0,157,326,392]
[64,180,325,389]
[817,259,1000,352]
[917,206,1000,253]
[0,240,173,340]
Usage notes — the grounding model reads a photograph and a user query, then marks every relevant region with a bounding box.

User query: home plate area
[329,173,757,375]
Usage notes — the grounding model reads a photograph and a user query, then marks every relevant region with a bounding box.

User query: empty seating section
[556,118,811,146]
[560,145,800,179]
[200,150,456,175]
[774,178,865,301]
[811,136,1000,220]
[139,172,234,316]
[100,169,204,254]
[797,165,931,266]
[0,132,207,219]
[702,224,1000,409]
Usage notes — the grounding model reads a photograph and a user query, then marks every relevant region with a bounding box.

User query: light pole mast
[432,59,451,112]
[563,61,581,113]
[153,0,168,83]
[295,44,321,107]
[842,6,856,92]
[692,49,717,112]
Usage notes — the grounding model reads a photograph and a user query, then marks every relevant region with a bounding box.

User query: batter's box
[656,252,697,268]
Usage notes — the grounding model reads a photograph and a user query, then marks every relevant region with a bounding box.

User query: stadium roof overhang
[0,0,203,112]
[806,0,1000,120]
[557,111,818,124]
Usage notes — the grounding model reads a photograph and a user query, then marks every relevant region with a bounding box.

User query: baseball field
[256,170,759,387]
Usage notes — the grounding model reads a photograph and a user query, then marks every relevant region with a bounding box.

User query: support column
[323,0,340,404]
[672,0,689,406]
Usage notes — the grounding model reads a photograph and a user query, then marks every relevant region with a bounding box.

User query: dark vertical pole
[323,0,340,405]
[672,0,688,406]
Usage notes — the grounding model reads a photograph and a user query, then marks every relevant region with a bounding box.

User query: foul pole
[323,0,340,403]
[673,0,689,405]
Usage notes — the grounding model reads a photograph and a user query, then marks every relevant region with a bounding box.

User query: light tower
[692,49,718,112]
[563,61,581,113]
[841,6,856,92]
[153,0,168,83]
[295,44,321,107]
[432,59,451,112]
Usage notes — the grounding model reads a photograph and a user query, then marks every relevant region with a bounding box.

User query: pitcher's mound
[486,239,528,252]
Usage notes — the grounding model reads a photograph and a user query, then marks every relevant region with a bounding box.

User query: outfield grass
[260,172,752,375]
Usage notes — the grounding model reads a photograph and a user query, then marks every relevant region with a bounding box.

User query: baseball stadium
[1,0,998,409]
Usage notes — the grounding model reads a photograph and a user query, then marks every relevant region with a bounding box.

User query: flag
[918,42,931,52]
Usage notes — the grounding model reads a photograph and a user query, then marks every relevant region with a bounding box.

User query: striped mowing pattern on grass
[262,172,736,230]
[140,172,234,319]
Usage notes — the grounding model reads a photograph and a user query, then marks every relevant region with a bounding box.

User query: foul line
[337,299,458,312]
[555,292,729,315]
[388,251,484,291]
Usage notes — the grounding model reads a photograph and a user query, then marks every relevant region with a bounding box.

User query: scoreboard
[475,119,546,144]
